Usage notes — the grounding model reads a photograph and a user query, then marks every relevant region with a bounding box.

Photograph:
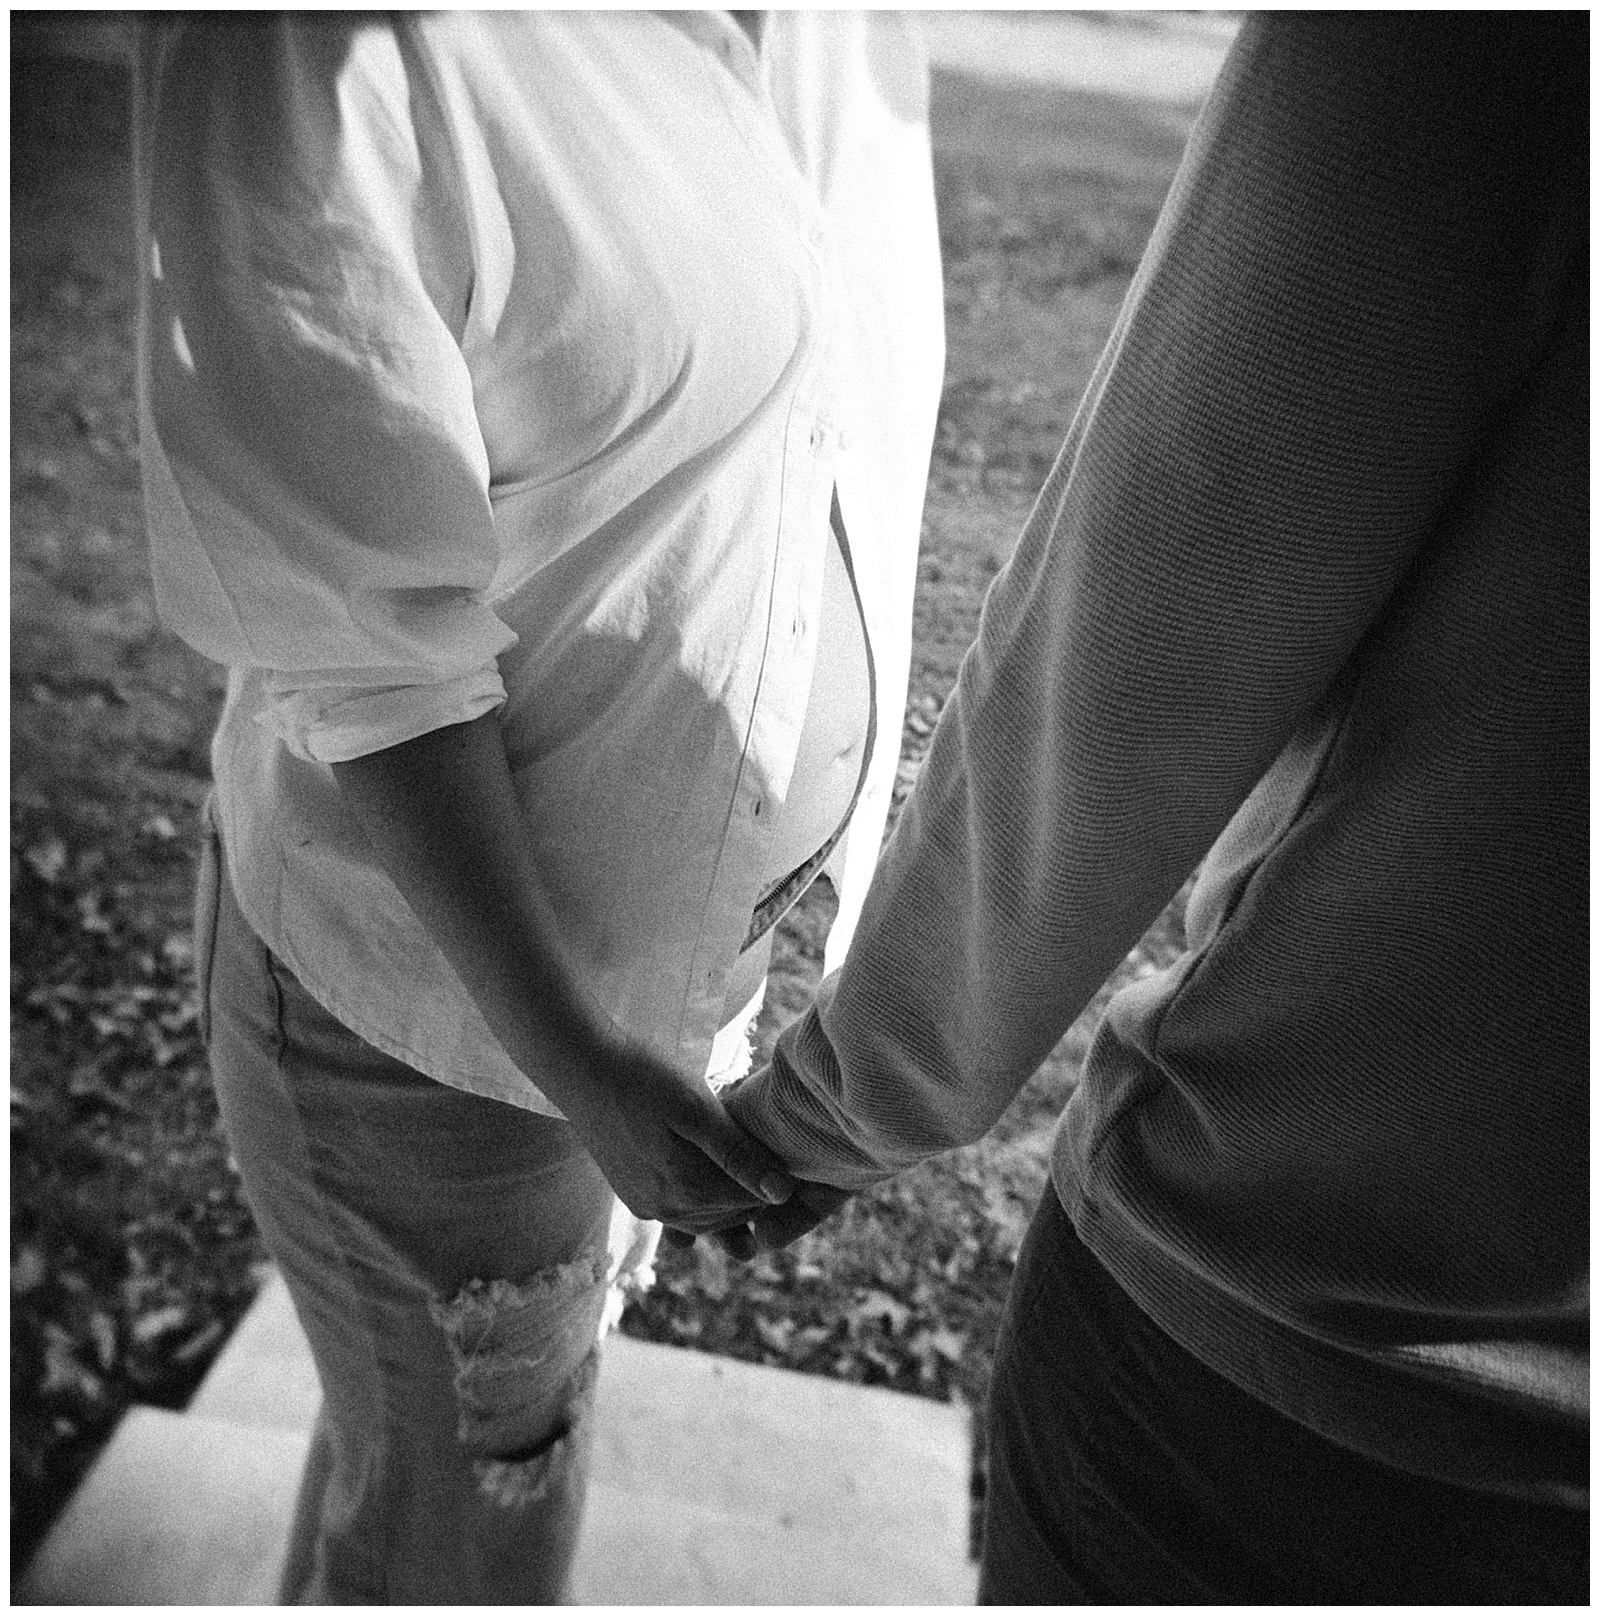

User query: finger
[658,1222,757,1260]
[639,1132,773,1226]
[662,1202,761,1242]
[711,1224,756,1262]
[658,1193,768,1235]
[753,1185,849,1250]
[678,1102,794,1206]
[752,1203,821,1249]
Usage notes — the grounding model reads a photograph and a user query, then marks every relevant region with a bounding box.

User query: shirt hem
[1051,1154,1588,1511]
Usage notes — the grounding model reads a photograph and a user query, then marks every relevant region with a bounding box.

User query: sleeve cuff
[724,993,907,1191]
[260,665,508,764]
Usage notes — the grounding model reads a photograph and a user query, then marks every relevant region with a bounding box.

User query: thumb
[679,1095,793,1205]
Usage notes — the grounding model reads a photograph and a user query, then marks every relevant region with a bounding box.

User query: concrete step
[577,1474,972,1606]
[577,1332,974,1605]
[16,1408,307,1606]
[186,1271,319,1434]
[20,1272,978,1605]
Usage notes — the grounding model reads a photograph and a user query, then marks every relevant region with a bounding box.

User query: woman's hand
[331,710,793,1227]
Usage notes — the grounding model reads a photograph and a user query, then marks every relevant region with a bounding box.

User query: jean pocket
[192,793,223,1047]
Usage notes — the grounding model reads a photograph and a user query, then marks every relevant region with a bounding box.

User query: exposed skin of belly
[720,519,870,1024]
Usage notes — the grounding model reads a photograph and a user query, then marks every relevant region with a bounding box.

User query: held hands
[662,1176,852,1259]
[652,1056,856,1256]
[327,712,819,1244]
[558,1039,796,1235]
[553,1032,854,1259]
[750,1178,851,1249]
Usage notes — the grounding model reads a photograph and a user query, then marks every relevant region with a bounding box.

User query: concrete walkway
[920,9,1238,104]
[18,1273,978,1605]
[26,11,1241,104]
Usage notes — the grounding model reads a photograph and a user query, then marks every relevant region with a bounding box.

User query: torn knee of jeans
[471,1346,602,1508]
[429,1259,610,1507]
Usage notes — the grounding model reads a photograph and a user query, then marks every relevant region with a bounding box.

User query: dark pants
[979,1191,1588,1605]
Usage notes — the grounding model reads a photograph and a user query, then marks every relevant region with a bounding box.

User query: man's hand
[661,1179,851,1259]
[752,1179,850,1249]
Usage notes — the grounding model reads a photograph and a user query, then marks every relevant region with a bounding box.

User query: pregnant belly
[763,519,871,887]
[720,516,871,1024]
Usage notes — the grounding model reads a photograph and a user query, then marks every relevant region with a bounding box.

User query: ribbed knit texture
[729,12,1588,1505]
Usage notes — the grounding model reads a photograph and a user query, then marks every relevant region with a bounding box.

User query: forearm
[732,12,1568,1185]
[330,708,622,1117]
[332,708,793,1227]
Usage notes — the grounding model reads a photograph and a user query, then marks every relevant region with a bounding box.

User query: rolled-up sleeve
[136,17,510,762]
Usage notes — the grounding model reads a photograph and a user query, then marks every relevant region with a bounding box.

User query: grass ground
[10,47,1196,1566]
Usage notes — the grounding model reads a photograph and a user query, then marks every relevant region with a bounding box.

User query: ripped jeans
[199,843,671,1603]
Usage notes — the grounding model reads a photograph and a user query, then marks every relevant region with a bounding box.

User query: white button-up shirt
[132,10,944,1109]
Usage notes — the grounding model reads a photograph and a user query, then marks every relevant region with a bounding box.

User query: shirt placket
[674,25,851,1062]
